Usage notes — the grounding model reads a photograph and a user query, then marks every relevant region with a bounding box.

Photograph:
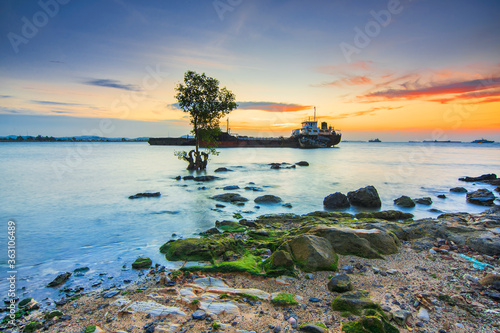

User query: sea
[0,141,499,307]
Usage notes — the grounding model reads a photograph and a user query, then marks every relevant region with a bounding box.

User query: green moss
[191,299,200,305]
[160,236,243,262]
[23,322,42,333]
[84,325,96,333]
[212,321,222,330]
[182,252,263,275]
[70,295,81,301]
[331,291,381,316]
[2,310,27,323]
[216,220,247,232]
[171,270,183,278]
[271,292,299,306]
[237,293,260,301]
[18,298,33,308]
[300,322,327,329]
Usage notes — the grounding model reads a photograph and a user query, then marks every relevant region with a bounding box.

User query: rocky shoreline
[2,173,499,333]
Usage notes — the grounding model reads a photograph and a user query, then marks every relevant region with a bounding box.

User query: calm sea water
[1,141,499,304]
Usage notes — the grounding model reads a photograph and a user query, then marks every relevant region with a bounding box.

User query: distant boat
[472,138,494,144]
[422,140,461,143]
[408,141,421,143]
[368,138,381,142]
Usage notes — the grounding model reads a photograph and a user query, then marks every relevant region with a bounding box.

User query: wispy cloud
[30,100,83,106]
[315,75,373,87]
[84,79,141,91]
[237,102,312,112]
[324,106,403,120]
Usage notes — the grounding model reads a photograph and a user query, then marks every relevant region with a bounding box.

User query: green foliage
[191,299,200,305]
[212,321,222,330]
[271,292,299,306]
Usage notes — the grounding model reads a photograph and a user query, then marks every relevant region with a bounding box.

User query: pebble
[192,310,206,320]
[308,297,321,303]
[288,317,297,328]
[418,307,430,322]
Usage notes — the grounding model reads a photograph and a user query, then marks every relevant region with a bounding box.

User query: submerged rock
[467,189,495,206]
[214,167,232,172]
[211,193,249,203]
[414,197,433,205]
[459,173,497,182]
[47,272,71,287]
[128,192,161,199]
[254,195,282,204]
[193,175,219,182]
[347,185,382,208]
[450,187,468,193]
[394,196,415,208]
[295,161,309,166]
[323,192,350,209]
[355,210,413,221]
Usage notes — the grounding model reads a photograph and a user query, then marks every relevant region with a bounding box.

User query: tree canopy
[175,70,237,170]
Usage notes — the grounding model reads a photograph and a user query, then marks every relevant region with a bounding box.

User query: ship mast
[314,106,316,122]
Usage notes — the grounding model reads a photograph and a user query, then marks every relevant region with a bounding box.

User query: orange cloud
[317,75,373,87]
[324,106,403,120]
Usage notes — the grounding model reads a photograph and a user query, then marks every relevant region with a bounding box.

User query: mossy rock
[182,252,263,275]
[287,234,338,272]
[45,310,64,319]
[160,236,242,262]
[263,250,298,277]
[342,315,399,333]
[215,220,247,233]
[305,211,354,218]
[84,325,97,333]
[131,257,152,269]
[355,210,413,221]
[18,298,33,308]
[271,292,299,306]
[211,193,248,203]
[23,322,42,333]
[331,291,381,316]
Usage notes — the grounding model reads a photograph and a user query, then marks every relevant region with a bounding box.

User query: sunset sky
[1,0,499,141]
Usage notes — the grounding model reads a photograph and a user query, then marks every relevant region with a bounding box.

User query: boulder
[223,185,240,190]
[347,186,381,208]
[414,197,432,205]
[270,250,294,267]
[394,196,415,208]
[479,273,500,290]
[450,187,468,193]
[323,192,350,209]
[211,193,249,203]
[310,226,398,259]
[327,274,353,293]
[254,195,282,204]
[215,220,246,232]
[355,210,413,221]
[244,186,264,192]
[467,189,495,206]
[131,257,152,269]
[295,161,309,166]
[193,175,219,182]
[160,237,241,261]
[47,272,71,287]
[299,324,325,333]
[287,235,338,272]
[459,173,497,182]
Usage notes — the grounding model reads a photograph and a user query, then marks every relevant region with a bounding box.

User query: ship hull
[148,132,341,148]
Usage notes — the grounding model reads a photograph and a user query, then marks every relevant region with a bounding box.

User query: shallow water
[0,141,499,303]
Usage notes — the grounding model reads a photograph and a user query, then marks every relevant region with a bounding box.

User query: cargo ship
[149,110,341,148]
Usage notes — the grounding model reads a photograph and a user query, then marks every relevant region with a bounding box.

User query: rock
[192,309,207,320]
[309,297,322,302]
[287,234,338,272]
[223,185,240,190]
[270,163,281,169]
[47,272,71,287]
[479,273,500,288]
[103,290,120,298]
[327,274,352,293]
[131,257,152,269]
[282,203,293,208]
[214,167,232,172]
[450,187,468,193]
[437,194,446,199]
[418,307,430,322]
[394,196,416,208]
[193,175,219,181]
[414,197,433,205]
[347,185,382,208]
[183,175,194,180]
[254,195,282,204]
[323,192,350,209]
[160,237,241,261]
[269,250,294,267]
[459,173,497,182]
[215,220,246,232]
[311,225,398,259]
[23,322,43,332]
[244,186,264,192]
[467,189,495,206]
[330,291,378,315]
[295,161,309,166]
[393,309,412,325]
[122,300,186,317]
[299,324,325,333]
[355,210,413,220]
[128,192,161,199]
[211,193,249,203]
[201,227,220,235]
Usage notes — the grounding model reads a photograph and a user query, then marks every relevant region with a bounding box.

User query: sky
[1,0,499,141]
